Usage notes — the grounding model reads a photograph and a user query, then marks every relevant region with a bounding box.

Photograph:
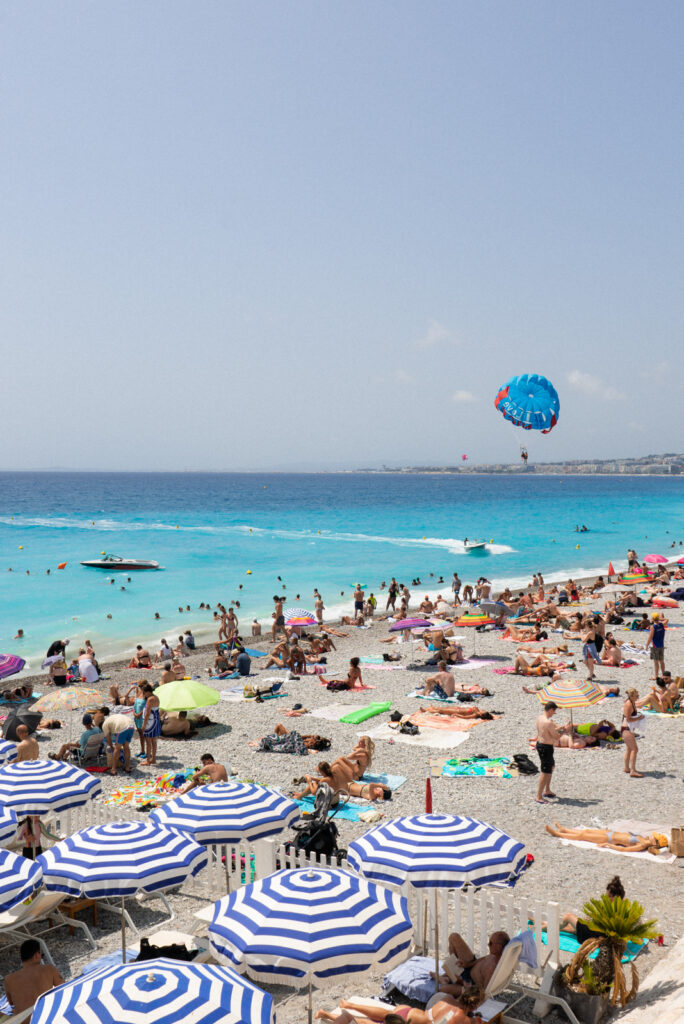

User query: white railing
[44,811,561,971]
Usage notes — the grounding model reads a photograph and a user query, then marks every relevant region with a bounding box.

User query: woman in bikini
[513,654,556,677]
[546,822,668,856]
[621,687,648,778]
[316,998,468,1024]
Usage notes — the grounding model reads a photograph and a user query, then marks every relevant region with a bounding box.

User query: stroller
[283,783,347,866]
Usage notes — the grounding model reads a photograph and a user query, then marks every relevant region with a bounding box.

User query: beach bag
[399,721,420,736]
[670,828,684,857]
[327,679,351,691]
[457,692,474,703]
[136,937,197,962]
[513,753,539,775]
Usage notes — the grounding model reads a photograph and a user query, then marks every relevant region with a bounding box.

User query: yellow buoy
[246,570,252,574]
[490,538,493,543]
[101,550,106,556]
[18,546,23,550]
[176,525,179,529]
[576,544,580,549]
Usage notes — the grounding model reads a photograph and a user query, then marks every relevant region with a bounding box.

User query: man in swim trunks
[422,662,456,698]
[535,702,561,803]
[272,595,286,641]
[437,930,510,998]
[353,584,365,619]
[181,753,229,792]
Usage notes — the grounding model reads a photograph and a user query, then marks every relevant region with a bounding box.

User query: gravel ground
[8,589,684,1022]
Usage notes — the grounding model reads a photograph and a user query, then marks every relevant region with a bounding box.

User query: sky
[2,1,683,471]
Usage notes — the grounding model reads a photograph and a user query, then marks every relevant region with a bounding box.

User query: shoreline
[15,559,644,683]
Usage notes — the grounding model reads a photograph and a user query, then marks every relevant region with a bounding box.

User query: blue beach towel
[361,771,407,790]
[295,795,371,821]
[541,931,647,962]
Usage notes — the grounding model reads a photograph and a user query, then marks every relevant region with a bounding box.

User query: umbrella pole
[225,845,231,893]
[308,978,313,1024]
[434,888,440,994]
[121,894,126,962]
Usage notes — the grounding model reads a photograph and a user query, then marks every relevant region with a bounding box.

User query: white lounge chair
[424,936,580,1024]
[0,890,96,963]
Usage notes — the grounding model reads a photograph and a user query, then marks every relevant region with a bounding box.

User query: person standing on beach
[535,702,561,803]
[451,572,461,602]
[315,595,325,624]
[272,595,286,641]
[353,584,364,620]
[386,578,398,612]
[581,619,599,682]
[646,612,666,679]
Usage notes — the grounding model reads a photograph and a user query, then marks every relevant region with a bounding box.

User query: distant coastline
[354,452,683,476]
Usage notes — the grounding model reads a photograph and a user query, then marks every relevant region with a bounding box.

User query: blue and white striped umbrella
[209,867,412,985]
[31,957,274,1024]
[0,759,101,815]
[150,782,300,845]
[347,813,527,889]
[0,847,43,912]
[0,740,17,766]
[37,820,207,897]
[0,805,18,847]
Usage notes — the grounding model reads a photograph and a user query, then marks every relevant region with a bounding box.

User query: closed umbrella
[0,741,17,766]
[347,813,527,992]
[0,760,101,816]
[0,654,26,680]
[155,680,219,712]
[0,847,42,912]
[31,958,274,1024]
[150,781,299,846]
[209,867,411,1024]
[37,820,207,959]
[0,805,18,847]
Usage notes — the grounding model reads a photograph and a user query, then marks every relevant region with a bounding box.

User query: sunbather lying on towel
[513,654,561,677]
[255,724,330,754]
[516,643,569,655]
[546,822,669,855]
[316,997,469,1024]
[425,704,494,720]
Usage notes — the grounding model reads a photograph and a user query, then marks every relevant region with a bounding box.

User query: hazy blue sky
[2,1,683,470]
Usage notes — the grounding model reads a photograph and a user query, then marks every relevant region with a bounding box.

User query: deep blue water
[1,472,683,668]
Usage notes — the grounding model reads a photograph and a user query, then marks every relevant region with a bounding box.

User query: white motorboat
[463,539,487,553]
[81,554,163,571]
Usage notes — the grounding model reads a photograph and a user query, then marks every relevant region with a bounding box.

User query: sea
[2,471,684,672]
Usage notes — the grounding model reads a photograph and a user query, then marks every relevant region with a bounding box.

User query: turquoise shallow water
[1,471,683,670]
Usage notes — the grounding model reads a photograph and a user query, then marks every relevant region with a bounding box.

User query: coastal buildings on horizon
[357,452,684,476]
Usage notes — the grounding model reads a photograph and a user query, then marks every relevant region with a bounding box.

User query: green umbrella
[156,679,220,712]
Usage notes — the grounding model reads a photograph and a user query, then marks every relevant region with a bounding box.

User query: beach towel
[295,794,372,821]
[540,930,647,963]
[361,722,471,750]
[408,690,482,704]
[355,664,406,672]
[493,666,516,675]
[642,708,682,717]
[555,824,676,865]
[105,769,194,809]
[432,755,517,779]
[409,710,495,731]
[306,703,361,722]
[361,771,407,790]
[454,658,499,670]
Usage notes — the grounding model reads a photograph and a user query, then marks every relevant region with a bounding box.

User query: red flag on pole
[425,761,433,813]
[608,561,615,579]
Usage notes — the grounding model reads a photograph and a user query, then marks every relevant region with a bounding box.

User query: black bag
[457,692,474,703]
[399,721,419,735]
[135,937,197,962]
[513,753,539,775]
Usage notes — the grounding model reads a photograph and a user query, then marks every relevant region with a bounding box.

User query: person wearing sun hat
[646,611,666,679]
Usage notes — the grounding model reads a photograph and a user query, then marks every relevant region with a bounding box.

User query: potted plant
[554,894,658,1021]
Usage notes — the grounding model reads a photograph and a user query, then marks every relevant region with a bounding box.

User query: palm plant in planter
[562,894,658,1008]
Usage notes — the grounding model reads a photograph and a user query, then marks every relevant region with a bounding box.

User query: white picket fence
[46,806,561,972]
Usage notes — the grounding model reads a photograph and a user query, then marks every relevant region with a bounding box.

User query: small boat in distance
[463,538,487,553]
[81,554,163,571]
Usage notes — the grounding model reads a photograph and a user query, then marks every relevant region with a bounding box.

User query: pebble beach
[9,575,684,1023]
